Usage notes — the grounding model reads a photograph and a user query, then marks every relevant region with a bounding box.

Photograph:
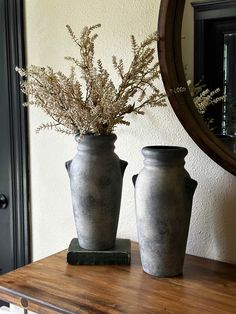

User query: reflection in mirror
[182,0,236,154]
[223,33,236,136]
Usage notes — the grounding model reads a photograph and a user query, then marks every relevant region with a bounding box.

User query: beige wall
[25,0,236,264]
[181,0,203,81]
[182,0,194,81]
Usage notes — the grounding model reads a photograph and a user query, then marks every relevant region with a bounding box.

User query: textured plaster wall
[182,0,194,81]
[25,0,236,263]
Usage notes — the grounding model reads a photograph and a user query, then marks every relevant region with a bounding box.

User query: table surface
[0,242,235,314]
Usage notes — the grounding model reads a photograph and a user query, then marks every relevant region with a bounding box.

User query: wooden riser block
[67,238,131,265]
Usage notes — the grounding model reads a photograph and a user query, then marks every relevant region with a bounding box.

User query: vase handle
[120,159,128,177]
[132,174,138,187]
[65,160,72,176]
[184,177,198,200]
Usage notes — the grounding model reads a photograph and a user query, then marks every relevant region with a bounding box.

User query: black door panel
[0,0,30,306]
[0,0,15,277]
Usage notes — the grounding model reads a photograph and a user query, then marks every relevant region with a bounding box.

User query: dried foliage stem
[16,24,166,136]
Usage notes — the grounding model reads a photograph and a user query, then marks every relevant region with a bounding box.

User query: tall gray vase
[66,134,127,251]
[133,146,197,277]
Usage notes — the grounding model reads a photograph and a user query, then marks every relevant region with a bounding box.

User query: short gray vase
[133,146,197,277]
[66,133,127,251]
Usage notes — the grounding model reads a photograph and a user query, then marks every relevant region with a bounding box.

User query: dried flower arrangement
[16,24,166,136]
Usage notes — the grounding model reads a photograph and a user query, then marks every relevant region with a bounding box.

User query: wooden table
[0,242,235,314]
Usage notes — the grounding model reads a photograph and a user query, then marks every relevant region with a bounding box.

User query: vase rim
[142,145,187,152]
[142,146,188,165]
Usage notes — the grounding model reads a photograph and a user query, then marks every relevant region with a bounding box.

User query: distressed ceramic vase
[66,134,127,251]
[133,146,197,277]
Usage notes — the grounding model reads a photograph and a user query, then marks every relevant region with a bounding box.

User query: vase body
[133,146,197,277]
[66,134,127,251]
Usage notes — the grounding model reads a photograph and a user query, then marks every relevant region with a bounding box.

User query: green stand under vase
[67,238,131,265]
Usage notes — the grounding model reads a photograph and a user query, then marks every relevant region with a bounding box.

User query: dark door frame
[2,0,31,267]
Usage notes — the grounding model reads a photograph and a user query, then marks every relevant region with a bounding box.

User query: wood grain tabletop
[0,242,235,314]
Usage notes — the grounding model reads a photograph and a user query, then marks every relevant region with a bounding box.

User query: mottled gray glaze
[134,146,197,277]
[66,134,127,251]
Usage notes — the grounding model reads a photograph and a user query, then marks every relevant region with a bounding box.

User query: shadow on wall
[214,185,236,264]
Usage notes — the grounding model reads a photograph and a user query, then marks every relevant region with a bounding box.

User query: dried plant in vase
[16,24,166,136]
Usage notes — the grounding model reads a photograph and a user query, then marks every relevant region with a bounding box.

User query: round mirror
[158,0,236,176]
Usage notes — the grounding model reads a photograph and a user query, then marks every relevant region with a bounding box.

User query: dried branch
[16,24,167,135]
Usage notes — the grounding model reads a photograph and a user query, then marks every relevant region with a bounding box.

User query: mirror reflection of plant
[187,79,225,130]
[16,24,167,136]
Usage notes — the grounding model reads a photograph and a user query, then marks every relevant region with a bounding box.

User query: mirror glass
[182,0,236,155]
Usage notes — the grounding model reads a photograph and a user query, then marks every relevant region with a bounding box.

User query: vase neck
[142,146,188,167]
[76,134,117,152]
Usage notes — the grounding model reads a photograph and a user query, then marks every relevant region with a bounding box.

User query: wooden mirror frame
[158,0,236,176]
